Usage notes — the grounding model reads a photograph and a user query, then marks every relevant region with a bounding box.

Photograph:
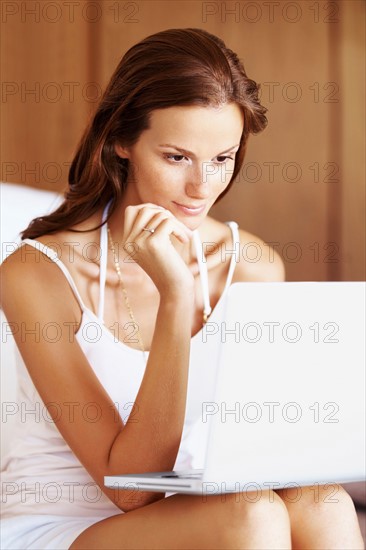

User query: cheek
[212,166,233,193]
[147,164,185,192]
[131,162,175,200]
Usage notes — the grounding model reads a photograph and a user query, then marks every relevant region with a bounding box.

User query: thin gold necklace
[107,224,147,358]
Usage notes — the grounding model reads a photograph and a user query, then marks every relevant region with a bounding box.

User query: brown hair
[21,27,268,240]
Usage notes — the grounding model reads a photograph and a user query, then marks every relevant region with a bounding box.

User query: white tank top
[1,200,240,519]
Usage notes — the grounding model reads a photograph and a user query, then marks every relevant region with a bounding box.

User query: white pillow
[1,182,63,263]
[1,182,63,460]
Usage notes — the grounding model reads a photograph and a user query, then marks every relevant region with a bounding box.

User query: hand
[122,203,195,297]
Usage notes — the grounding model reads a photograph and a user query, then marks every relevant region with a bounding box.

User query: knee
[222,489,291,531]
[315,485,358,519]
[196,490,291,548]
[278,483,358,519]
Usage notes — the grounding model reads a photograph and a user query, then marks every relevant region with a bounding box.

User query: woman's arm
[1,227,194,513]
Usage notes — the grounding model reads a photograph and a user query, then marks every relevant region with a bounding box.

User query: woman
[1,28,363,550]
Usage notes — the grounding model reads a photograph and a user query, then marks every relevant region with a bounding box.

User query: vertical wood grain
[338,1,365,280]
[1,0,364,280]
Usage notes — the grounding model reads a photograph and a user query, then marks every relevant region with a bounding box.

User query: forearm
[106,291,194,508]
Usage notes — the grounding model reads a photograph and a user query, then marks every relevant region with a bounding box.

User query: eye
[216,156,235,164]
[164,154,187,163]
[164,153,235,164]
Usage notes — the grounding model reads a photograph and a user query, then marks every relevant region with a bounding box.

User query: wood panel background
[1,0,364,281]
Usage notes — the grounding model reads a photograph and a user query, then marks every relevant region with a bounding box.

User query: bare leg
[276,484,365,549]
[69,489,292,550]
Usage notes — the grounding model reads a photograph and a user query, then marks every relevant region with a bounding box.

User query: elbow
[117,492,166,513]
[119,500,144,513]
[125,490,167,512]
[123,491,166,512]
[102,481,166,513]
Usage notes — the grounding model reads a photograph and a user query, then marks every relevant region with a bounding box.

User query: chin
[179,215,206,232]
[172,202,209,223]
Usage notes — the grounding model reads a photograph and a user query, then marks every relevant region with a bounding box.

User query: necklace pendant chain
[107,222,208,351]
[107,225,146,356]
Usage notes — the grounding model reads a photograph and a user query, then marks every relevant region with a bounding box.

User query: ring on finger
[142,227,155,234]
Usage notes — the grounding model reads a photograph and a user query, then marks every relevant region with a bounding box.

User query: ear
[114,143,130,159]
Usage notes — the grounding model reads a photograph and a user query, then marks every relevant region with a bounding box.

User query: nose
[184,163,210,200]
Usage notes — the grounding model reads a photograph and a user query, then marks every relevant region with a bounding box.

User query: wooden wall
[1,0,364,281]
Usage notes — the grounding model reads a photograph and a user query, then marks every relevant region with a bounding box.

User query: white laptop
[105,281,366,495]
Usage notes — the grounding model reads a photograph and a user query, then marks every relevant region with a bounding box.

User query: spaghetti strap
[20,201,112,322]
[20,239,88,313]
[192,220,240,321]
[223,221,240,292]
[192,230,212,320]
[97,200,112,322]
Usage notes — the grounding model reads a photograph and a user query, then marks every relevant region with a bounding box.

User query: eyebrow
[158,144,240,158]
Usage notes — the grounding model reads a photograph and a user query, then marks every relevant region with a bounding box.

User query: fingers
[144,215,192,245]
[123,203,166,239]
[124,204,193,245]
[142,211,192,243]
[132,209,172,236]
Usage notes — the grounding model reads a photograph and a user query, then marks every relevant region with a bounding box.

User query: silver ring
[142,227,155,234]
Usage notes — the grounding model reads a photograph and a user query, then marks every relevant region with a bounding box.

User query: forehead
[142,103,244,148]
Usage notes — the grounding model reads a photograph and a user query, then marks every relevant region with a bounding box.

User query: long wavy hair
[21,27,268,240]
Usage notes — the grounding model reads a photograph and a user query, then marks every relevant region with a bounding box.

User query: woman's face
[115,103,244,229]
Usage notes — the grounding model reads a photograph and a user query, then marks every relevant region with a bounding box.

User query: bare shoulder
[0,242,81,324]
[234,226,286,282]
[1,206,105,314]
[202,216,286,283]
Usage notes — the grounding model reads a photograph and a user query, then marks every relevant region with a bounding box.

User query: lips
[173,201,206,216]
